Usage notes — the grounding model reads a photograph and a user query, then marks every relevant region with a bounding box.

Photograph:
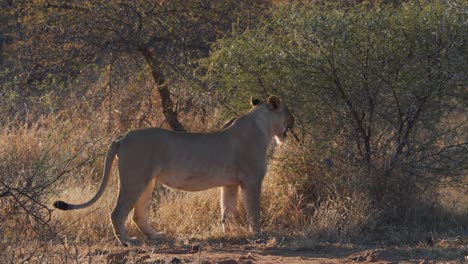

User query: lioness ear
[267,95,282,110]
[251,97,261,106]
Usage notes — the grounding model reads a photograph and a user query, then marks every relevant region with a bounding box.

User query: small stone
[106,251,129,264]
[239,253,255,261]
[190,244,200,253]
[168,257,182,264]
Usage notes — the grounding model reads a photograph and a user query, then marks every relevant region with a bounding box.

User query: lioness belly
[157,167,239,192]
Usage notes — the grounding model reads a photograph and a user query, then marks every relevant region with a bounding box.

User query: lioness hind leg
[133,178,164,240]
[111,173,149,246]
[240,184,261,235]
[220,185,239,231]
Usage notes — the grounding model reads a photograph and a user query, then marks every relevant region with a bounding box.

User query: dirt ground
[58,237,467,264]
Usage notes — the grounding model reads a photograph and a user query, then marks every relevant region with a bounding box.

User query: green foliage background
[203,0,468,220]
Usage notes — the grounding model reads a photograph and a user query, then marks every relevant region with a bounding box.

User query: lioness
[54,95,294,246]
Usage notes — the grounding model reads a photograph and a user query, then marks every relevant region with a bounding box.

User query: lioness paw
[147,232,168,241]
[121,237,142,247]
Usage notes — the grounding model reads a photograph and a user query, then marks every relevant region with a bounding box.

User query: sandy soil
[72,237,467,264]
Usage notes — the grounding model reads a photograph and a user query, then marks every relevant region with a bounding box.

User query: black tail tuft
[53,200,70,210]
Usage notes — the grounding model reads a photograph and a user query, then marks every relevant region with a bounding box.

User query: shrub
[203,0,468,226]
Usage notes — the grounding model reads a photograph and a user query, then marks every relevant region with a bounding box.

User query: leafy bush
[203,1,468,225]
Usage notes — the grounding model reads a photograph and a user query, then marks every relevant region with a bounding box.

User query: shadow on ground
[94,235,468,263]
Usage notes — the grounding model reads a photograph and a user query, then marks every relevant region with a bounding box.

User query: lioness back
[118,127,240,191]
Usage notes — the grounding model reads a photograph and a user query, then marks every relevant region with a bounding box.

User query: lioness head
[252,95,295,144]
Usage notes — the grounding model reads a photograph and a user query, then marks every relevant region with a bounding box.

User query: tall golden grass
[1,90,466,261]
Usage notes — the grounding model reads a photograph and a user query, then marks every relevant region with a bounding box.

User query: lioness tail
[53,137,121,211]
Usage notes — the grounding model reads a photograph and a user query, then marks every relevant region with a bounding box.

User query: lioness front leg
[240,183,262,234]
[220,185,239,231]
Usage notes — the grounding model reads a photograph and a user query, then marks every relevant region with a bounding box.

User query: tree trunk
[139,47,186,132]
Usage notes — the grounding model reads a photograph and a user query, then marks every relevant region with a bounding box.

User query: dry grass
[0,93,467,263]
[155,189,226,238]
